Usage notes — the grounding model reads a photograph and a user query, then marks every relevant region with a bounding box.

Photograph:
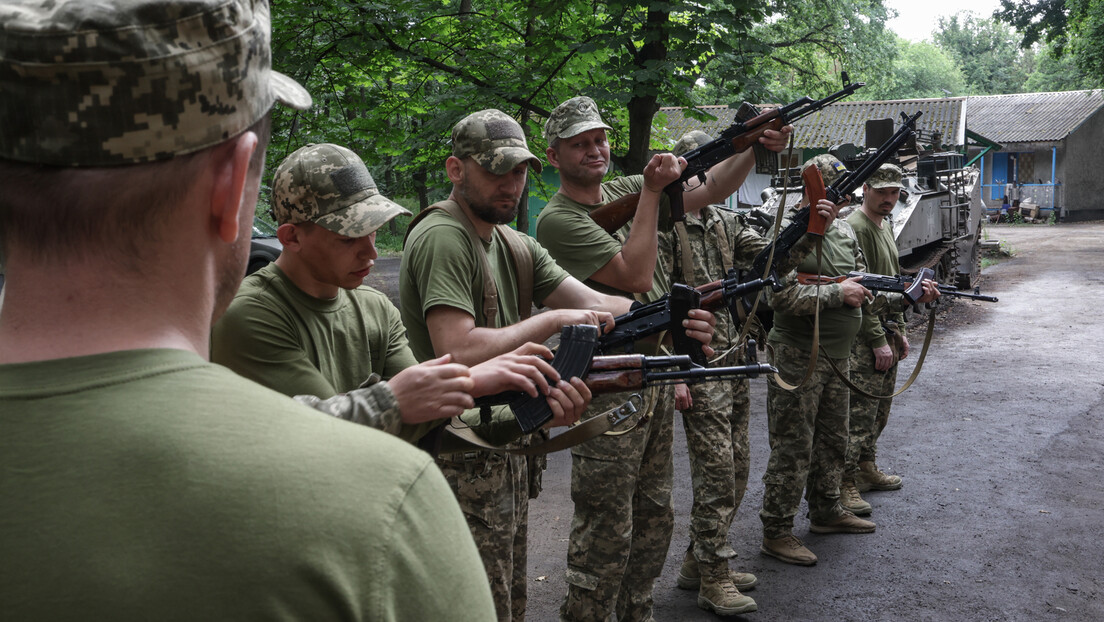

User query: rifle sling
[820,305,937,400]
[770,235,822,391]
[443,395,644,456]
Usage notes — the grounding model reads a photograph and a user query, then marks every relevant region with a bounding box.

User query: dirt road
[369,223,1104,620]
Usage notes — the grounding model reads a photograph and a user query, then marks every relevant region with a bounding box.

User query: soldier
[661,131,833,616]
[0,1,495,620]
[535,97,790,622]
[759,155,938,566]
[212,142,578,440]
[399,109,715,621]
[840,163,931,512]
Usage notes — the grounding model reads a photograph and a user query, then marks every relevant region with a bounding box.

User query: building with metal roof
[659,89,1104,220]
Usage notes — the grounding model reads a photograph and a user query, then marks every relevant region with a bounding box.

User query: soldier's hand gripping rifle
[589,76,865,234]
[474,325,777,433]
[749,110,925,284]
[796,267,1000,310]
[596,275,781,366]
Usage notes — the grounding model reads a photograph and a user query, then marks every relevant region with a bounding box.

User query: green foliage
[996,0,1104,86]
[1024,42,1101,91]
[933,11,1034,94]
[692,0,897,105]
[864,37,966,100]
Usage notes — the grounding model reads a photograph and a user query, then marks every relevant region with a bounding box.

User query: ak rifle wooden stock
[588,77,865,234]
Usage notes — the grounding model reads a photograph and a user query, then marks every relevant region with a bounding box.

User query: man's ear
[445,155,465,185]
[545,146,560,169]
[210,131,259,244]
[275,222,303,250]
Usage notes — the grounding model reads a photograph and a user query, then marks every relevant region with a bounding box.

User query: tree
[863,38,966,100]
[932,11,1033,94]
[692,0,897,106]
[996,0,1104,86]
[1024,41,1101,91]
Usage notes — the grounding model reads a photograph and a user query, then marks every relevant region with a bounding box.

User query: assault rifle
[597,276,781,366]
[796,267,999,307]
[589,75,865,234]
[475,325,777,433]
[749,110,924,282]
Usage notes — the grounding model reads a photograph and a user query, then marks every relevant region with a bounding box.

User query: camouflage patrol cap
[673,131,714,157]
[452,109,542,175]
[803,154,848,186]
[0,0,311,167]
[272,144,411,238]
[543,96,613,142]
[866,163,906,190]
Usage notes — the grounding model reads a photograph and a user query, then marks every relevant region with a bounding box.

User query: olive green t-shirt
[0,349,495,621]
[400,208,569,362]
[535,175,669,304]
[399,207,569,444]
[848,209,907,347]
[213,262,417,398]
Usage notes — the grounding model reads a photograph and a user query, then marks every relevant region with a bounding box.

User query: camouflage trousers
[438,449,528,622]
[560,386,675,622]
[681,377,751,564]
[845,344,897,479]
[760,341,849,538]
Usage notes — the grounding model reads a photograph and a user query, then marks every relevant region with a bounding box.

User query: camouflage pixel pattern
[672,131,713,157]
[760,341,850,539]
[561,387,675,622]
[0,0,310,166]
[803,154,848,187]
[272,143,410,238]
[866,163,906,189]
[542,96,612,142]
[845,337,898,477]
[437,450,529,622]
[292,380,402,437]
[451,109,542,175]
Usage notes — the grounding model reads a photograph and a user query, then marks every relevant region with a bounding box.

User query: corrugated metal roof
[657,90,1104,151]
[964,90,1104,143]
[657,97,967,150]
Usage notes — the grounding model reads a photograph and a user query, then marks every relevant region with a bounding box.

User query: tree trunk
[621,6,670,175]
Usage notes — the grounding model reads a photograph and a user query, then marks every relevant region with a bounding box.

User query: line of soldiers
[0,0,938,620]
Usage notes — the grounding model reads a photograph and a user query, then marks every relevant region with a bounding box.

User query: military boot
[676,548,758,591]
[697,562,757,616]
[840,480,873,515]
[855,460,903,491]
[809,510,876,534]
[760,534,817,566]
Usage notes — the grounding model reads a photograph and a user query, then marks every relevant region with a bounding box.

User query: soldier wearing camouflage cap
[0,2,496,620]
[840,162,935,514]
[759,155,937,567]
[664,130,832,616]
[535,98,794,621]
[401,108,643,621]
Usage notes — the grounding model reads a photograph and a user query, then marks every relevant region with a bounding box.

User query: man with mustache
[840,163,919,513]
[535,96,789,622]
[399,108,716,621]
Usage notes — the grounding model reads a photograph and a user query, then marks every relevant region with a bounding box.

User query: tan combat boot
[676,548,758,591]
[809,510,876,534]
[840,479,873,515]
[855,460,903,491]
[697,562,757,616]
[760,534,817,566]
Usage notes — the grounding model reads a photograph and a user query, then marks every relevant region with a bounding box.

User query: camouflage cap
[866,163,906,190]
[272,144,410,238]
[673,131,714,157]
[452,109,542,175]
[0,0,311,167]
[803,154,848,186]
[543,96,612,142]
